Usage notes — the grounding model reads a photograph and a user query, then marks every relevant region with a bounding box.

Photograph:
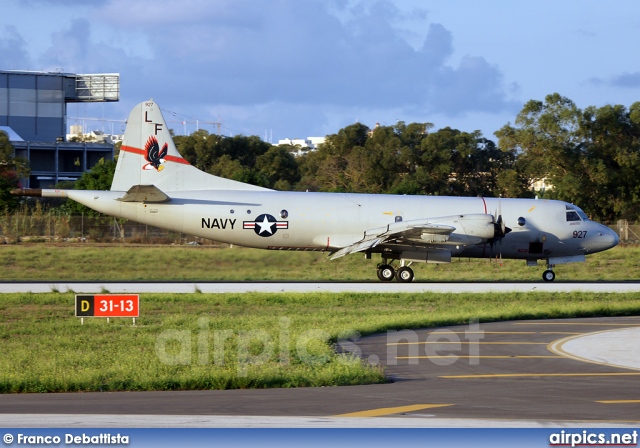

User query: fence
[0,213,216,245]
[614,220,640,242]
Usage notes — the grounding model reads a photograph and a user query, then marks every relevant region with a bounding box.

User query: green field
[1,291,640,393]
[0,243,638,281]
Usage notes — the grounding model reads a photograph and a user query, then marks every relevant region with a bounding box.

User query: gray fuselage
[66,189,617,262]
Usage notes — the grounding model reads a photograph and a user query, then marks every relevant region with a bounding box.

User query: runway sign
[75,294,139,318]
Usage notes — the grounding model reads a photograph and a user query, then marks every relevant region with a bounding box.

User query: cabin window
[395,216,403,222]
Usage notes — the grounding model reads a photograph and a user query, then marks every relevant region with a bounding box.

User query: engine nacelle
[456,214,496,240]
[423,214,496,245]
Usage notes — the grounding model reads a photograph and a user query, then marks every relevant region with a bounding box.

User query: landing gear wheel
[542,269,556,282]
[396,266,415,283]
[377,264,395,282]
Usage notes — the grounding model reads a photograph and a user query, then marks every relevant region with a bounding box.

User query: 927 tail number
[573,230,587,238]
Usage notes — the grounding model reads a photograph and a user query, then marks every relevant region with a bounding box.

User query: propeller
[488,201,512,264]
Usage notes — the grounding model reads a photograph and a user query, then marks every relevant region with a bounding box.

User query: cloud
[21,0,107,4]
[0,26,31,70]
[90,0,514,118]
[589,72,640,89]
[419,23,454,68]
[427,55,521,116]
[610,72,640,88]
[3,0,519,138]
[40,18,144,77]
[42,19,91,71]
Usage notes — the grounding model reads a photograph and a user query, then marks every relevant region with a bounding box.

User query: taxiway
[1,315,639,427]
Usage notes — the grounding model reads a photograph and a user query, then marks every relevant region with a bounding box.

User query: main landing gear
[376,260,415,283]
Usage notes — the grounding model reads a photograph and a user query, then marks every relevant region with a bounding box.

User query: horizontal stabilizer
[10,188,43,197]
[117,185,171,203]
[11,188,69,198]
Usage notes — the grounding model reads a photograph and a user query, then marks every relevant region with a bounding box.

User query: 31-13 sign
[75,294,139,317]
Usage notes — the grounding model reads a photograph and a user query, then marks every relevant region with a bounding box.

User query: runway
[2,280,640,293]
[1,316,639,427]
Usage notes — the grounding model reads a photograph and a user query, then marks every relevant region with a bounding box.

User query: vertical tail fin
[111,100,270,192]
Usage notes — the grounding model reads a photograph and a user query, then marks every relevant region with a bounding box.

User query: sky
[2,0,640,143]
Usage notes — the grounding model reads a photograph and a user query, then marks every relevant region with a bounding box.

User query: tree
[576,103,640,220]
[496,93,640,220]
[294,121,512,197]
[0,130,30,212]
[405,127,508,197]
[208,154,254,184]
[255,146,300,189]
[60,158,117,216]
[296,123,371,192]
[174,131,273,187]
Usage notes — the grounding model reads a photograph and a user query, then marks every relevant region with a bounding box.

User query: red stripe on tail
[120,145,191,165]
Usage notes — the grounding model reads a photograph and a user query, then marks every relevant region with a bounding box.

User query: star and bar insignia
[243,214,288,237]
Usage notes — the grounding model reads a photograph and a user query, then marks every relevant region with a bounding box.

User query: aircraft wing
[329,219,456,260]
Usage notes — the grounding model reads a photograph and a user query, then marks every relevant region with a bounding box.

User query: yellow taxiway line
[596,400,640,404]
[396,355,562,359]
[388,341,548,345]
[441,372,640,379]
[514,322,640,326]
[335,404,453,418]
[429,331,581,335]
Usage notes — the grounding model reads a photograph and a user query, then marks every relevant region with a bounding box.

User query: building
[276,136,326,157]
[0,70,119,188]
[531,178,553,193]
[66,128,123,145]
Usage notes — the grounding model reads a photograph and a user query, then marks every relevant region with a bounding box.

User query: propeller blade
[489,200,511,264]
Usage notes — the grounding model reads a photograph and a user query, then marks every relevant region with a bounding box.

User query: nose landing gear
[542,263,556,282]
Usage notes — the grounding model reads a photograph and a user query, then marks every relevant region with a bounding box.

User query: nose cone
[585,225,619,253]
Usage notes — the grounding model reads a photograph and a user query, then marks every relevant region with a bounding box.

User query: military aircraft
[12,100,619,282]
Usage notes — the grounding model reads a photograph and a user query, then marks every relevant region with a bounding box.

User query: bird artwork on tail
[143,136,168,171]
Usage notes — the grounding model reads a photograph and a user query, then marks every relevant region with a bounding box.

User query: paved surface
[0,414,634,428]
[551,326,640,371]
[1,316,640,427]
[2,281,640,293]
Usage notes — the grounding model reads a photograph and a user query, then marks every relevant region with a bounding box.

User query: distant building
[532,178,553,192]
[0,70,119,188]
[66,128,123,145]
[276,136,326,157]
[367,122,381,137]
[307,136,325,148]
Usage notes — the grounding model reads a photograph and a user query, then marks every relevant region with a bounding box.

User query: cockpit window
[565,204,589,221]
[576,210,589,220]
[566,211,581,222]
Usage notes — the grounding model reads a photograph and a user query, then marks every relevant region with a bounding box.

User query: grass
[1,291,640,393]
[0,243,638,281]
[1,242,638,393]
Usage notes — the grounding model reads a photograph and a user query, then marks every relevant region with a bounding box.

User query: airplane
[11,100,620,282]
